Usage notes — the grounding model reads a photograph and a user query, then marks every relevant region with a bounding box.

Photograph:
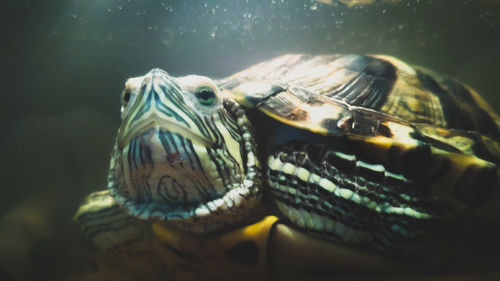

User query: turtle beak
[117,69,169,149]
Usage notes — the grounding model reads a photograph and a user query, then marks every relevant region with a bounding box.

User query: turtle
[75,54,500,281]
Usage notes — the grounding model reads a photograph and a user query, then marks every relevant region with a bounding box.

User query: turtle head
[109,68,261,232]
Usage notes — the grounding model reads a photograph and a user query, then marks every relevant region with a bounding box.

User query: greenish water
[1,0,500,280]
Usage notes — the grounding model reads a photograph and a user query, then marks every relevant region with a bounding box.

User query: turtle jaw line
[117,116,215,150]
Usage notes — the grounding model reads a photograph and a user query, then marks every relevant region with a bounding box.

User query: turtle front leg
[265,140,450,258]
[74,189,151,249]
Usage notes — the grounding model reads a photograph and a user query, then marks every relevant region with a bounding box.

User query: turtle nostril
[150,68,168,76]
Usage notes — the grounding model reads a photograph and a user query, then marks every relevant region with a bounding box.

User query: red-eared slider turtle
[75,54,500,280]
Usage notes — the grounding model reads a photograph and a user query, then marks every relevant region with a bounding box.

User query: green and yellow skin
[75,54,500,280]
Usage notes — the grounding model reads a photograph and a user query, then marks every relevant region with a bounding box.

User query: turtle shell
[219,54,500,154]
[218,54,500,254]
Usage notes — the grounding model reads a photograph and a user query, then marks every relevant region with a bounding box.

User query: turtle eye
[195,89,217,107]
[123,91,131,106]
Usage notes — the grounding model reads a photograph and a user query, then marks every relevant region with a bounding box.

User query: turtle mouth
[117,115,215,150]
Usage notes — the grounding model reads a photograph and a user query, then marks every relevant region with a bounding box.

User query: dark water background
[1,0,500,280]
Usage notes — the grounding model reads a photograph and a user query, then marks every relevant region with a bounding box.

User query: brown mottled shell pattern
[219,54,500,164]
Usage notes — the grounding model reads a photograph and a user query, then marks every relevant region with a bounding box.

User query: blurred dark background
[0,0,499,280]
